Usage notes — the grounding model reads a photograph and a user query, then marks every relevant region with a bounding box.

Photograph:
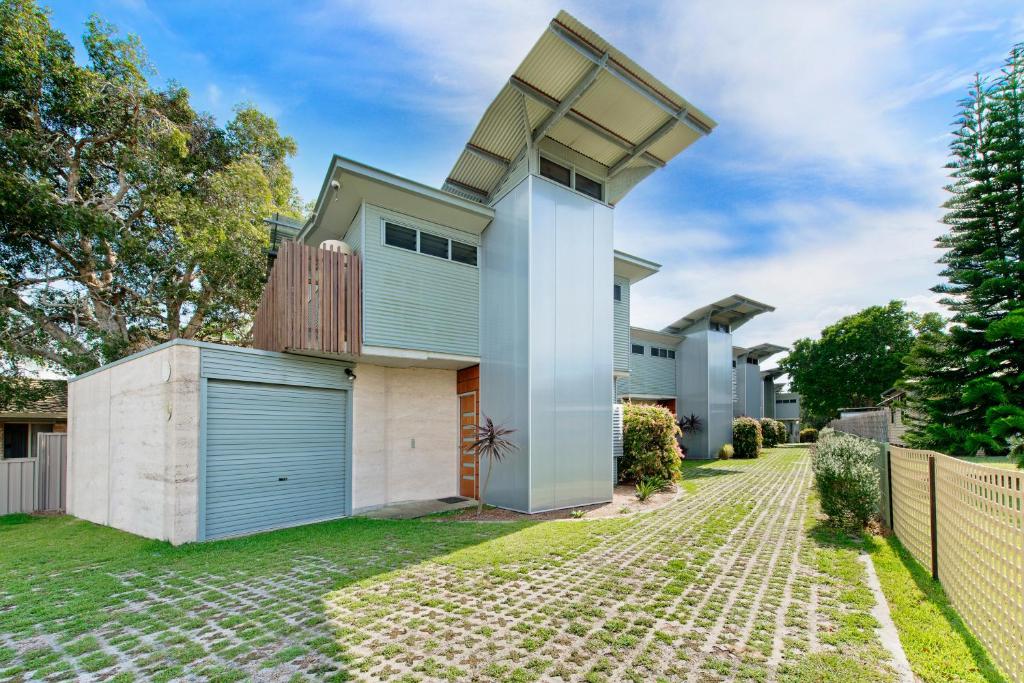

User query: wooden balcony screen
[252,240,362,356]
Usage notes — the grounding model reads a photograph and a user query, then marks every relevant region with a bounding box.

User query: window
[383,220,477,267]
[668,350,675,359]
[647,345,674,358]
[451,240,477,266]
[613,284,621,302]
[384,222,417,251]
[419,232,448,259]
[650,347,658,357]
[631,344,644,355]
[540,157,571,187]
[574,172,603,201]
[3,423,28,459]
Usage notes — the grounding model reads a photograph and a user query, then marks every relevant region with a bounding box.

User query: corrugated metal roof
[444,11,715,205]
[664,295,775,333]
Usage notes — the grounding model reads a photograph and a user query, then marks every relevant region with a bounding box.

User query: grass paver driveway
[1,446,900,682]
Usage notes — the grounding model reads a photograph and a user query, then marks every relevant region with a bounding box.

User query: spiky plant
[678,413,703,435]
[470,415,518,514]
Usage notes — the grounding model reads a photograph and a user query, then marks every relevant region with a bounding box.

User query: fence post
[928,454,938,580]
[885,444,894,530]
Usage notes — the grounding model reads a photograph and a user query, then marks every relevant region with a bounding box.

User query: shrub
[621,404,683,481]
[760,418,787,448]
[732,417,763,458]
[818,427,836,442]
[812,434,880,529]
[635,477,665,502]
[800,428,818,443]
[774,420,789,445]
[718,444,734,460]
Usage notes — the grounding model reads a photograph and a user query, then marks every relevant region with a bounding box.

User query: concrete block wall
[68,344,201,544]
[350,363,458,511]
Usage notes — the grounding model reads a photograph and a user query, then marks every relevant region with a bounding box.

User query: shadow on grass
[865,534,1006,683]
[0,513,565,680]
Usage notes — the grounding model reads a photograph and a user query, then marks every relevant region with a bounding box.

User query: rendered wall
[68,344,200,544]
[528,177,614,511]
[350,363,458,511]
[479,178,531,511]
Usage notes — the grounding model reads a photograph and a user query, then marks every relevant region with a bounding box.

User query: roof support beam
[442,177,489,203]
[464,143,510,170]
[508,76,665,169]
[531,53,608,144]
[547,21,711,137]
[608,117,677,177]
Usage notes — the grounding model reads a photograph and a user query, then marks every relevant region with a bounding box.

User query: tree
[902,46,1024,457]
[0,0,300,394]
[779,301,918,427]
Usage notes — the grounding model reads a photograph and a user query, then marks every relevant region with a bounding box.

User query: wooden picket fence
[888,446,1024,682]
[251,240,361,356]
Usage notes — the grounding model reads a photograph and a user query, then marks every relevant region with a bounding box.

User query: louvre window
[419,232,449,259]
[651,347,658,357]
[668,350,675,359]
[614,284,621,301]
[631,344,644,355]
[384,223,417,251]
[540,157,571,187]
[451,240,477,266]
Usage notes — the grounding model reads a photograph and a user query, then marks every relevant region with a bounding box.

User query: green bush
[800,428,818,443]
[717,444,734,460]
[621,403,683,482]
[760,418,780,447]
[818,426,836,442]
[774,420,789,444]
[732,417,763,458]
[812,434,880,529]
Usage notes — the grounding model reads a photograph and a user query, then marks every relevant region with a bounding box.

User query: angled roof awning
[443,11,716,205]
[664,294,775,333]
[614,250,660,283]
[743,343,788,362]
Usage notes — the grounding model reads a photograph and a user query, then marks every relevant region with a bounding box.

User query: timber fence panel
[889,446,934,570]
[934,455,1023,682]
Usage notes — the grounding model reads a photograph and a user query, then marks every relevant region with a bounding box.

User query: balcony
[252,240,362,356]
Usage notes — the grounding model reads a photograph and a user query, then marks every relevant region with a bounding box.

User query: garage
[68,339,353,545]
[203,380,349,540]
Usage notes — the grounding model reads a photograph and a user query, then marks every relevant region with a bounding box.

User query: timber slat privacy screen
[889,446,1024,682]
[252,240,362,356]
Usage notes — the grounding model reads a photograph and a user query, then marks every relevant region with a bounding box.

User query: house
[66,12,786,543]
[732,344,787,420]
[1,380,67,460]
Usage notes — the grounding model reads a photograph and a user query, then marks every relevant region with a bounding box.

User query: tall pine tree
[904,45,1024,458]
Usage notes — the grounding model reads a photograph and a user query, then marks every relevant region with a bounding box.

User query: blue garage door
[204,380,348,539]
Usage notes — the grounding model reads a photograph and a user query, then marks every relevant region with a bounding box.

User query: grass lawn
[866,534,1006,682]
[0,446,910,681]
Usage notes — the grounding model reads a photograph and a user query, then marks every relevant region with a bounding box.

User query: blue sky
[49,1,1024,364]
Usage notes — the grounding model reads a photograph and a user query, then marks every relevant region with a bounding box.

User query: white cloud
[623,198,946,353]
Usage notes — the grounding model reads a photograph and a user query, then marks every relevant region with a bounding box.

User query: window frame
[380,218,478,269]
[537,155,605,203]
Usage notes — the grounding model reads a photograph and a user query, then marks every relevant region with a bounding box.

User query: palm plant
[678,413,703,434]
[470,415,518,514]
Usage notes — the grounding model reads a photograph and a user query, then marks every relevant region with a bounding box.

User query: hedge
[620,403,683,481]
[733,417,762,458]
[799,427,818,443]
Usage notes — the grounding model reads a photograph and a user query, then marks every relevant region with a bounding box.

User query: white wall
[350,363,458,511]
[68,344,200,544]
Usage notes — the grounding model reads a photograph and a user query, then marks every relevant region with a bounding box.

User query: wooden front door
[457,365,480,499]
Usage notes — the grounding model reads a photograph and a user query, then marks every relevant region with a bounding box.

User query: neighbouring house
[732,344,787,420]
[774,390,802,442]
[1,380,67,460]
[66,12,787,543]
[1,379,68,515]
